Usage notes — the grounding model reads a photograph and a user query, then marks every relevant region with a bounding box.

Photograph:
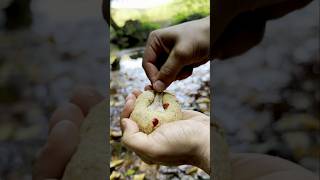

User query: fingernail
[153,80,165,92]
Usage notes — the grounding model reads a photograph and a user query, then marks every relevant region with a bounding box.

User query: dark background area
[213,0,319,175]
[0,0,107,179]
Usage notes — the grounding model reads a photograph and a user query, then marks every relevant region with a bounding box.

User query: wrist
[198,137,210,174]
[192,120,210,174]
[197,16,210,60]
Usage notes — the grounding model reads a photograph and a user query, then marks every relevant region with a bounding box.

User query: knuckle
[160,65,174,77]
[148,30,158,42]
[173,46,189,60]
[149,30,161,39]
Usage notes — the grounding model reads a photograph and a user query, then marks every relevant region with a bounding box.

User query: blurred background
[0,0,107,179]
[109,0,211,179]
[213,0,319,176]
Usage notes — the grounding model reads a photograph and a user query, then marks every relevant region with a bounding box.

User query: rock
[14,124,42,140]
[282,132,311,158]
[0,122,15,141]
[180,175,195,180]
[197,168,210,179]
[274,114,320,132]
[236,128,256,143]
[196,97,210,104]
[198,103,209,113]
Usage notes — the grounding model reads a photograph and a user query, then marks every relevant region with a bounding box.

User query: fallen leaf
[110,159,124,168]
[186,166,198,175]
[125,169,136,176]
[110,171,121,180]
[133,174,145,180]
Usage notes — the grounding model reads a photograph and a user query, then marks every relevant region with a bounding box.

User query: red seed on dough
[152,118,159,127]
[163,103,169,109]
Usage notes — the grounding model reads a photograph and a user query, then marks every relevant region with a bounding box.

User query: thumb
[153,51,184,92]
[121,118,152,154]
[121,118,139,135]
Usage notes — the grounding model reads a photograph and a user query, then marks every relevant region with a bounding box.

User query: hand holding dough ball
[130,90,182,134]
[62,100,107,180]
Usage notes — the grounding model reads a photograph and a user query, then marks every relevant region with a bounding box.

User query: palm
[145,118,209,165]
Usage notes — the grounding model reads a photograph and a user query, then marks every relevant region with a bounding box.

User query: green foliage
[171,0,209,24]
[111,20,158,49]
[111,0,209,26]
[174,13,206,24]
[111,0,209,49]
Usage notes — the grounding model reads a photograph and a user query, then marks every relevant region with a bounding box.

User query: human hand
[32,87,104,180]
[143,17,210,92]
[213,0,312,59]
[120,90,210,173]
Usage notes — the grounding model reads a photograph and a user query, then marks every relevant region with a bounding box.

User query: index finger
[143,31,167,83]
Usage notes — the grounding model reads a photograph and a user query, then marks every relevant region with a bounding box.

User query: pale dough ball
[130,90,183,134]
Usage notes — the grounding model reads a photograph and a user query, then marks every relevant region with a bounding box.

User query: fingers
[153,50,184,92]
[144,85,153,91]
[120,94,136,120]
[121,118,154,156]
[212,12,266,60]
[143,30,167,83]
[121,118,140,136]
[176,66,193,80]
[34,86,103,180]
[143,61,159,84]
[132,89,142,98]
[70,86,104,116]
[49,103,84,132]
[121,90,142,119]
[33,121,79,180]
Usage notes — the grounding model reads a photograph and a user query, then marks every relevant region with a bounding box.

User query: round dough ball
[130,90,182,134]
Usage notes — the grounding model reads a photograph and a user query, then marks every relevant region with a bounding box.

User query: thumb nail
[153,80,166,92]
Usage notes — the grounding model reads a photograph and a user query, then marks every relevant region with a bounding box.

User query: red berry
[163,103,169,109]
[152,118,159,127]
